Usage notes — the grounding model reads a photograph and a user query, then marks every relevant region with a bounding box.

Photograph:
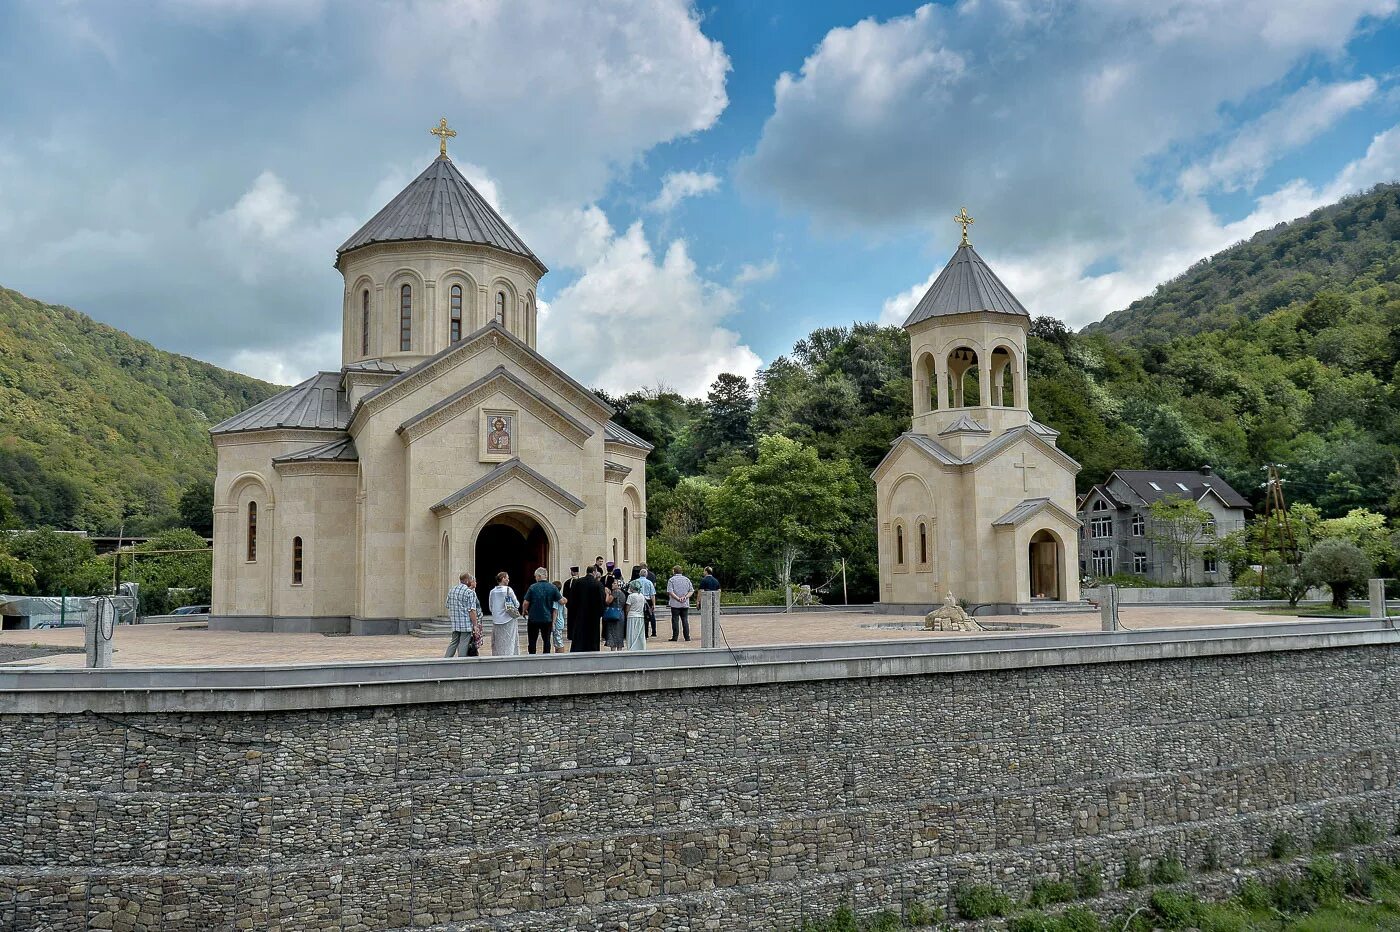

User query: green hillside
[0,286,280,533]
[1088,183,1400,342]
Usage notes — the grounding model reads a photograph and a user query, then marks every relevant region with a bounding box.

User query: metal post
[1368,578,1386,620]
[85,596,115,668]
[1100,584,1119,632]
[700,589,720,649]
[841,558,848,606]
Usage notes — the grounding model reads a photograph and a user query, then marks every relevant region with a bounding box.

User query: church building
[873,211,1081,612]
[209,122,651,634]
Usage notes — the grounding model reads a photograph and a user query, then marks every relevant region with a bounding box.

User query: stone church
[873,214,1081,612]
[209,125,651,634]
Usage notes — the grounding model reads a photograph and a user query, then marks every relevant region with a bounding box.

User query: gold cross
[430,117,457,158]
[953,207,974,245]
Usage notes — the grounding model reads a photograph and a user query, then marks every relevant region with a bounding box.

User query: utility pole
[1257,464,1298,598]
[841,557,848,605]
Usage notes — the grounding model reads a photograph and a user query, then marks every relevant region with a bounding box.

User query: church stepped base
[1013,601,1095,615]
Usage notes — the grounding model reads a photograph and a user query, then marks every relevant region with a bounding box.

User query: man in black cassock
[561,566,582,639]
[568,567,606,652]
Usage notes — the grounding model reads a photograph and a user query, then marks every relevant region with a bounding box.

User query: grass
[1227,605,1373,617]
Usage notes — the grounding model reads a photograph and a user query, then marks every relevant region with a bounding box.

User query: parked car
[170,605,210,616]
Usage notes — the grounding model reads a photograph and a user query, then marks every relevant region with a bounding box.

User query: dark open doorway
[1028,529,1062,601]
[475,513,549,604]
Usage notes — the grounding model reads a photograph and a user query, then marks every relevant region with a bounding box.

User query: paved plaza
[0,606,1317,668]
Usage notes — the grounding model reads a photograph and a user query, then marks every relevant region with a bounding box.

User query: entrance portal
[475,513,549,605]
[1028,529,1062,601]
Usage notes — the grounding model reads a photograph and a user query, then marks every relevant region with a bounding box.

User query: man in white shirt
[665,565,694,642]
[487,571,521,656]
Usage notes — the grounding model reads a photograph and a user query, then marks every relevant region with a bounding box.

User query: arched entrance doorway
[475,512,550,604]
[1028,529,1062,600]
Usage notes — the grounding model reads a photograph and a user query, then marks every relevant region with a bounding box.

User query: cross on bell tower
[954,207,974,245]
[430,117,457,159]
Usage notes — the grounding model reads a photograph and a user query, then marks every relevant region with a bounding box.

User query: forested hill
[0,286,279,533]
[1087,182,1400,341]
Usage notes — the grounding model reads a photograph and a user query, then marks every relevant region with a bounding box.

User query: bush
[1270,831,1299,859]
[1346,814,1379,845]
[1074,864,1104,898]
[953,883,1012,919]
[865,909,902,931]
[1007,909,1102,932]
[1267,874,1316,913]
[1027,878,1077,907]
[1199,842,1221,872]
[1149,889,1204,928]
[903,901,941,926]
[1150,856,1187,884]
[1121,857,1146,889]
[1237,878,1271,910]
[1314,820,1348,852]
[1305,857,1344,906]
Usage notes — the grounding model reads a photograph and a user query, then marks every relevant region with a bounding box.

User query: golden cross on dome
[430,117,457,158]
[953,207,974,245]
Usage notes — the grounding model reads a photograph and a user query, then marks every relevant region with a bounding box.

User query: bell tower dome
[905,210,1031,452]
[335,119,546,369]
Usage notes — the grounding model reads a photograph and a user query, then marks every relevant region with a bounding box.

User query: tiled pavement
[0,606,1310,668]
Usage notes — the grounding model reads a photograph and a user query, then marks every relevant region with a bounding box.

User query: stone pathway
[0,606,1315,668]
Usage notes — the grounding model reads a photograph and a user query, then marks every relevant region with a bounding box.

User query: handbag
[466,634,479,657]
[603,605,622,621]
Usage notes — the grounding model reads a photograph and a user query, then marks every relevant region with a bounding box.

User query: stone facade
[209,149,650,634]
[2,639,1397,929]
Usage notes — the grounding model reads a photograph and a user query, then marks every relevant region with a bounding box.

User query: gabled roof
[336,156,545,273]
[272,435,358,463]
[1029,420,1060,439]
[938,414,989,435]
[342,360,406,374]
[903,243,1030,328]
[992,497,1082,529]
[211,371,348,435]
[1109,470,1250,510]
[604,421,655,451]
[430,458,585,516]
[395,365,593,447]
[1079,483,1127,511]
[874,425,1079,480]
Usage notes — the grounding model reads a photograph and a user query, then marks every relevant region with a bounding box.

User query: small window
[1133,552,1147,574]
[246,501,258,562]
[1090,550,1113,577]
[1204,518,1216,536]
[495,291,507,324]
[1203,550,1218,574]
[1148,481,1162,491]
[291,536,303,585]
[918,522,927,564]
[399,284,412,351]
[1131,514,1145,537]
[450,284,463,343]
[1091,499,1111,512]
[1176,482,1190,492]
[1090,516,1113,539]
[895,526,905,565]
[360,290,370,356]
[623,507,629,561]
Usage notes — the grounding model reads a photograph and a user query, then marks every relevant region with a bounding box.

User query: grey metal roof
[337,157,544,272]
[343,360,406,374]
[903,243,1030,327]
[272,436,358,463]
[604,421,655,451]
[1110,470,1250,510]
[1029,420,1060,438]
[430,458,585,516]
[992,497,1081,529]
[211,372,349,435]
[938,414,989,435]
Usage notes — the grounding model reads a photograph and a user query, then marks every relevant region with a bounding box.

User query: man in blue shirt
[634,566,657,636]
[521,567,565,654]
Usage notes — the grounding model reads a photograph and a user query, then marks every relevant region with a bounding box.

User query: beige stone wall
[339,241,542,368]
[908,313,1032,439]
[272,466,358,617]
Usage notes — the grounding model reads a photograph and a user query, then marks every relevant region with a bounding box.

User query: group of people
[442,556,722,659]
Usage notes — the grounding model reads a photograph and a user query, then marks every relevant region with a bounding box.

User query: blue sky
[1,0,1399,395]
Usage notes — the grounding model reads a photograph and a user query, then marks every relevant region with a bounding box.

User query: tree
[691,374,754,457]
[0,547,36,593]
[1147,496,1214,584]
[177,480,215,537]
[1300,538,1372,610]
[2,529,100,595]
[1317,508,1394,574]
[0,488,17,530]
[708,435,859,607]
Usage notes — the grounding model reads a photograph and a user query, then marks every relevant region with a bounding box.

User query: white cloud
[227,330,341,385]
[734,258,779,286]
[1180,78,1378,193]
[648,170,722,212]
[539,216,760,397]
[223,171,298,238]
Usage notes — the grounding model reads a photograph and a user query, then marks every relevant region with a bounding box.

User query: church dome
[903,242,1029,327]
[336,156,545,274]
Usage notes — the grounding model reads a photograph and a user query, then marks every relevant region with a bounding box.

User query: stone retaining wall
[1,634,1398,930]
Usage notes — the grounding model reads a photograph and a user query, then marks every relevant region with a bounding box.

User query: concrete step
[409,629,451,638]
[1015,601,1095,615]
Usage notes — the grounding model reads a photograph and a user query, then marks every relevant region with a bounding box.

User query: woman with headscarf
[603,577,625,651]
[624,578,648,651]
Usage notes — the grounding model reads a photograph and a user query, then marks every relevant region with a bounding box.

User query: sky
[2,0,1399,397]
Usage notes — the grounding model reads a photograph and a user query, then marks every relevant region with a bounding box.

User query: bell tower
[904,209,1032,455]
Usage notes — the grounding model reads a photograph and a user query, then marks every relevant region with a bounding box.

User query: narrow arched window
[495,291,506,324]
[291,536,303,585]
[623,507,630,560]
[896,526,904,565]
[399,284,412,351]
[360,290,370,356]
[246,501,258,562]
[919,523,927,564]
[449,284,463,343]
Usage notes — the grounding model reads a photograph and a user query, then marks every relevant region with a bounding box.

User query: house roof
[604,421,655,451]
[211,371,349,435]
[1109,470,1250,510]
[1080,483,1127,510]
[903,243,1030,327]
[336,156,544,273]
[272,435,358,463]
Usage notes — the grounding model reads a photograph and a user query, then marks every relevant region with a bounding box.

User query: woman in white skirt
[624,579,648,651]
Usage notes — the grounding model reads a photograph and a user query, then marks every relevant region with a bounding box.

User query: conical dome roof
[336,157,544,272]
[903,243,1028,327]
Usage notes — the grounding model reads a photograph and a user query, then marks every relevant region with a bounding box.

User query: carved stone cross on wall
[1013,451,1037,492]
